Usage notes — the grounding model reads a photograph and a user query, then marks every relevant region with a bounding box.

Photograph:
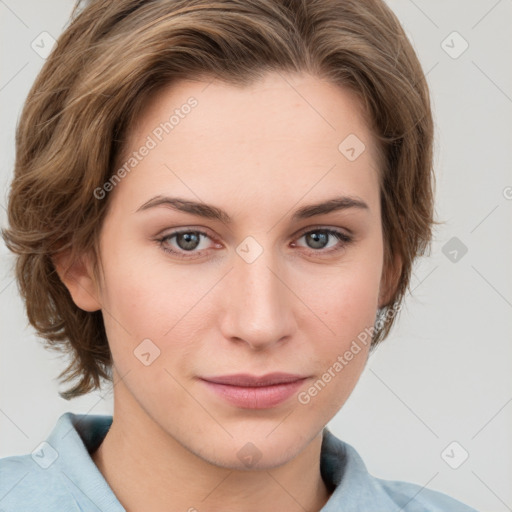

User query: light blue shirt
[0,412,478,511]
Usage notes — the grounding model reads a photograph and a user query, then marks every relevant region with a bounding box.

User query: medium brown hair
[2,0,436,399]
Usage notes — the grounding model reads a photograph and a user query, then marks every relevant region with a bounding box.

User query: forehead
[130,72,376,154]
[113,72,381,215]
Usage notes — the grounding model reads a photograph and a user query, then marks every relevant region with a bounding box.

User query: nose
[220,246,296,351]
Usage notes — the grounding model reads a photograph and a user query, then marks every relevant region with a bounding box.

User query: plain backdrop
[1,1,511,511]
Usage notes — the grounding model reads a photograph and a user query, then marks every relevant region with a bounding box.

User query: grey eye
[304,231,330,249]
[174,232,203,251]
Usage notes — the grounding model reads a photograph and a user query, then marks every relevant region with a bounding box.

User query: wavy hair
[2,0,436,399]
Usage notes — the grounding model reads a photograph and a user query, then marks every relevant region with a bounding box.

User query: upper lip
[200,373,307,387]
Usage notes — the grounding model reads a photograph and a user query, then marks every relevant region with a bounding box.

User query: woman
[0,0,478,510]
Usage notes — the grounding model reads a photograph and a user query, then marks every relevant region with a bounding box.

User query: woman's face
[91,71,389,469]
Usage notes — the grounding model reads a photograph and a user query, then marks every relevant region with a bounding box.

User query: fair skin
[56,71,398,512]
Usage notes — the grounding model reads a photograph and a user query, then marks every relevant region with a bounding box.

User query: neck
[92,385,332,512]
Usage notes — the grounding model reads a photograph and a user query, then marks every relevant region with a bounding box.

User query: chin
[189,426,320,472]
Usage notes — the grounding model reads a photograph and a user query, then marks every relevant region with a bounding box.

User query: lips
[201,373,306,387]
[199,373,308,409]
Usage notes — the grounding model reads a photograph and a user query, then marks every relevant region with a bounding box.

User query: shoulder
[320,428,479,512]
[375,477,479,512]
[0,411,120,512]
[0,453,72,510]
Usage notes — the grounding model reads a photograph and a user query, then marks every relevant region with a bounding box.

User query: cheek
[314,279,376,379]
[94,231,168,362]
[98,220,174,328]
[303,248,382,340]
[299,241,382,383]
[96,242,214,375]
[335,267,380,334]
[296,265,377,420]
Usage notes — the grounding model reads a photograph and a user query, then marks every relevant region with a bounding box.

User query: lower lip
[201,379,306,409]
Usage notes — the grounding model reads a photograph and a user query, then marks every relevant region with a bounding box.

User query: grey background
[1,1,511,510]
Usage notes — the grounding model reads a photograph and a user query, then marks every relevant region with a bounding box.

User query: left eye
[293,228,352,254]
[157,228,352,259]
[159,230,213,256]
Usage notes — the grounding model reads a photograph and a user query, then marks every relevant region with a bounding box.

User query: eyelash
[156,227,353,260]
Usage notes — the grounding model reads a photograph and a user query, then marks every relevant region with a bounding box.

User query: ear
[378,251,402,309]
[52,249,102,312]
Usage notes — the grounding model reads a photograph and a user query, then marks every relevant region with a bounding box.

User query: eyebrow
[136,195,369,223]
